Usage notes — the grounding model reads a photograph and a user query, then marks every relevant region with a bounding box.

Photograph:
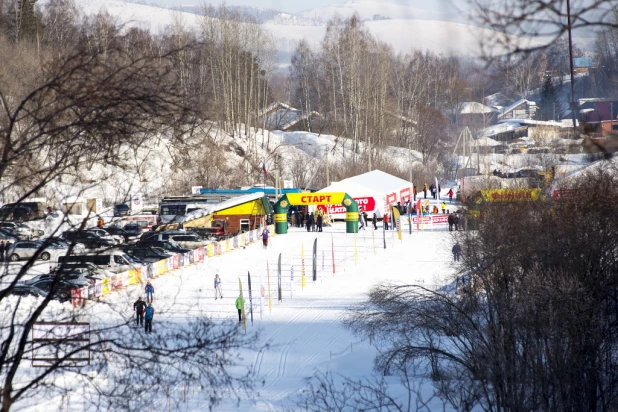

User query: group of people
[447,213,463,231]
[288,208,324,233]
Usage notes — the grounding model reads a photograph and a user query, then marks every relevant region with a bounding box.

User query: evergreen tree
[538,76,560,120]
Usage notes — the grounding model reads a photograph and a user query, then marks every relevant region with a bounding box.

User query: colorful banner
[127,268,141,285]
[286,192,346,206]
[172,255,180,269]
[207,243,214,257]
[301,243,306,289]
[481,188,541,202]
[101,277,110,295]
[392,206,402,241]
[400,187,411,202]
[411,214,450,224]
[387,193,397,204]
[317,196,376,215]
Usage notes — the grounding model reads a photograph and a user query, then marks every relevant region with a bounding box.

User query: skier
[214,274,223,300]
[383,212,389,230]
[359,209,365,230]
[362,211,368,228]
[261,227,270,249]
[372,213,377,230]
[452,242,462,262]
[235,294,246,323]
[145,280,154,303]
[423,184,428,199]
[448,188,454,202]
[133,296,146,327]
[143,303,155,333]
[441,201,447,214]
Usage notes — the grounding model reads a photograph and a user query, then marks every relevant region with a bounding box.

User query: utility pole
[275,154,280,200]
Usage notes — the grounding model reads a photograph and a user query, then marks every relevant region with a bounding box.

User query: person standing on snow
[145,280,154,303]
[423,184,428,199]
[452,242,462,262]
[143,303,155,333]
[448,188,454,202]
[413,186,417,201]
[261,227,270,249]
[372,212,377,230]
[214,274,223,300]
[383,212,389,230]
[235,294,246,323]
[358,209,365,230]
[133,296,146,327]
[441,202,447,214]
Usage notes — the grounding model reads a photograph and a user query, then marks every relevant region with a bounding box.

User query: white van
[58,250,138,273]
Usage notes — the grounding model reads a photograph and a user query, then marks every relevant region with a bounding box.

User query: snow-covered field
[16,196,459,411]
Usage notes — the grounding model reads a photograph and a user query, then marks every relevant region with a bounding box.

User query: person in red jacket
[448,188,454,202]
[383,212,389,230]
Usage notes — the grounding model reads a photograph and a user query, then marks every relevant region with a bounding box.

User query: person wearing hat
[133,296,146,327]
[143,303,155,333]
[145,280,154,303]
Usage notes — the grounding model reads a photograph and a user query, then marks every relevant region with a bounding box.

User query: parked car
[136,239,191,254]
[0,205,34,222]
[61,230,115,249]
[101,226,132,242]
[0,200,48,220]
[28,272,92,287]
[122,246,174,263]
[2,283,48,298]
[6,240,68,262]
[25,279,77,301]
[122,223,143,238]
[0,228,22,242]
[113,204,130,217]
[141,230,197,243]
[0,222,44,239]
[55,262,113,279]
[169,234,211,249]
[44,237,86,252]
[86,228,123,245]
[58,250,139,273]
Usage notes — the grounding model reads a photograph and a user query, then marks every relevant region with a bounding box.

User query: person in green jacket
[235,295,245,322]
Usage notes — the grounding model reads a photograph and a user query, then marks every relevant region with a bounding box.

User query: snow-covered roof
[340,170,411,194]
[498,99,536,119]
[460,102,497,114]
[498,118,564,127]
[474,136,502,146]
[317,180,383,197]
[180,192,266,222]
[480,122,521,137]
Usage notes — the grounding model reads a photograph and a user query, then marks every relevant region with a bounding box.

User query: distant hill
[39,0,540,64]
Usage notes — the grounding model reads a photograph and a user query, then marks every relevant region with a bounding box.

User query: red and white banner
[400,188,411,202]
[410,214,449,224]
[386,193,397,205]
[317,196,377,215]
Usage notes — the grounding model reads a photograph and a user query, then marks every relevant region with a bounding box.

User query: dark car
[0,227,23,242]
[43,236,86,251]
[26,279,77,301]
[121,246,174,263]
[28,272,92,287]
[101,226,132,242]
[0,205,34,222]
[2,283,48,298]
[113,204,130,217]
[122,223,142,238]
[136,240,191,254]
[61,230,115,249]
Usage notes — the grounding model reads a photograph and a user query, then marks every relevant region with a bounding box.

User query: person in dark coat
[362,211,368,227]
[316,212,323,232]
[133,296,146,326]
[413,186,417,201]
[372,213,377,230]
[423,184,428,199]
[453,214,460,231]
[448,214,454,232]
[452,242,462,262]
[143,303,155,333]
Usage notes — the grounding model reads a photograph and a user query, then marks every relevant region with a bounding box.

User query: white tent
[317,170,412,217]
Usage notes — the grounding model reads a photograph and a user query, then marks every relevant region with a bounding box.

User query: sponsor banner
[233,236,238,249]
[101,277,110,295]
[317,196,376,215]
[274,213,287,222]
[345,212,359,221]
[157,260,167,275]
[166,258,173,272]
[197,247,205,261]
[145,264,155,280]
[190,250,197,264]
[88,283,95,299]
[286,192,346,206]
[184,252,192,264]
[214,242,221,255]
[551,189,583,200]
[122,271,129,287]
[111,273,124,289]
[225,238,231,252]
[172,255,180,269]
[410,214,449,224]
[71,288,81,307]
[179,253,185,267]
[387,192,397,204]
[207,243,214,257]
[481,189,541,202]
[400,187,411,202]
[94,280,102,297]
[128,268,141,285]
[249,230,254,242]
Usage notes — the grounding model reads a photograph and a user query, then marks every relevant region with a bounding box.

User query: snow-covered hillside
[38,0,540,62]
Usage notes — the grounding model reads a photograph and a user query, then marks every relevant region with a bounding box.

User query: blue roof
[199,188,302,196]
[573,57,593,68]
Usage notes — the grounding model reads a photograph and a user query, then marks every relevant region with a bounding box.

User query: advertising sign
[317,196,376,215]
[131,193,143,213]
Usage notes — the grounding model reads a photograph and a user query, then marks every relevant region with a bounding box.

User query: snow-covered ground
[15,195,460,411]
